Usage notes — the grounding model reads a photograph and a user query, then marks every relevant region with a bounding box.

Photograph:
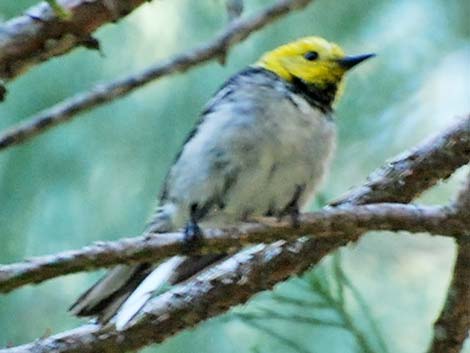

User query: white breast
[218,93,336,221]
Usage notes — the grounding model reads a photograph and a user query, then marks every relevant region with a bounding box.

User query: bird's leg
[289,205,300,229]
[183,203,204,253]
[282,185,305,228]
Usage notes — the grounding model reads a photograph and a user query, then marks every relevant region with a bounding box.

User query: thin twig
[238,319,313,353]
[233,309,345,329]
[334,254,390,353]
[308,267,377,353]
[0,0,313,151]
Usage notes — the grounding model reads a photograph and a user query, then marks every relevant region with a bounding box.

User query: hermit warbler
[70,36,374,328]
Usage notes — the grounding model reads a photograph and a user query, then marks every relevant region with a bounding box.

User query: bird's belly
[165,101,336,230]
[212,117,336,223]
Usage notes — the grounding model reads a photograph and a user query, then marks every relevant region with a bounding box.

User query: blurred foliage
[229,253,390,353]
[0,0,469,352]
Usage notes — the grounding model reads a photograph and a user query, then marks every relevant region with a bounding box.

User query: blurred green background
[0,0,469,352]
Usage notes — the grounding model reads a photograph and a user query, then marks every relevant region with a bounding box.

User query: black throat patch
[290,76,336,114]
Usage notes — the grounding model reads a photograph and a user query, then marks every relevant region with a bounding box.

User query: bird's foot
[289,207,300,229]
[290,207,300,228]
[182,221,204,253]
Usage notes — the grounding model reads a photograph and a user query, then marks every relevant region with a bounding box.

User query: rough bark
[428,173,470,353]
[0,0,148,81]
[428,239,470,353]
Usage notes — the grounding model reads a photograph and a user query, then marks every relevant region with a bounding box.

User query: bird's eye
[304,51,319,61]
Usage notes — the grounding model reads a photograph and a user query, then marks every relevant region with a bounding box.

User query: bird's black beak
[338,53,376,70]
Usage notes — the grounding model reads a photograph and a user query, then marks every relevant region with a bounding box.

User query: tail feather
[70,203,226,328]
[69,263,152,319]
[114,254,227,329]
[115,256,186,330]
[71,204,178,319]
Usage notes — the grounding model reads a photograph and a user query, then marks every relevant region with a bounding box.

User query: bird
[70,36,374,330]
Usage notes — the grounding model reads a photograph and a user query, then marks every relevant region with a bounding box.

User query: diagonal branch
[454,171,470,214]
[0,0,313,150]
[428,238,470,353]
[428,173,470,353]
[0,240,358,353]
[2,116,469,353]
[1,203,466,294]
[0,0,148,82]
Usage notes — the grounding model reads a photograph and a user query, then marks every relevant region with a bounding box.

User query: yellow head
[255,36,374,105]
